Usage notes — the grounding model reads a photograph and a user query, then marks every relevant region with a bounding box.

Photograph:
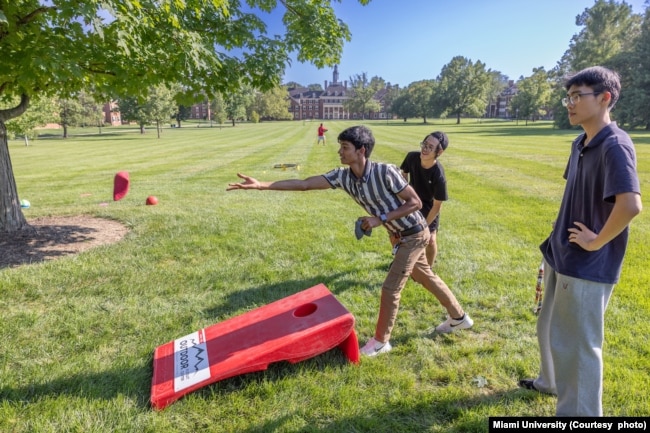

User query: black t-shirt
[400,151,448,225]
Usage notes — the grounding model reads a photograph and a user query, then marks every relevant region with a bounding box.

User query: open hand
[226,173,260,191]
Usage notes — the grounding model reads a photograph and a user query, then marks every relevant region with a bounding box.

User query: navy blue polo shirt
[323,160,426,234]
[540,122,641,284]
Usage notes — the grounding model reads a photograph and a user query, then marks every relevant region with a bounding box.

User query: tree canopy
[509,67,552,124]
[436,56,493,124]
[0,0,370,232]
[1,0,370,104]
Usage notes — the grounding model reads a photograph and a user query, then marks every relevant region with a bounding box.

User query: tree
[483,71,508,118]
[437,56,493,124]
[552,0,641,129]
[284,81,304,90]
[117,84,177,136]
[147,85,180,137]
[255,86,292,120]
[57,97,84,138]
[343,73,381,119]
[613,5,650,129]
[391,93,416,122]
[79,92,106,133]
[509,67,552,125]
[173,105,192,128]
[210,93,228,126]
[406,80,435,123]
[0,0,370,232]
[117,96,150,133]
[224,86,255,126]
[381,84,401,120]
[549,61,575,129]
[565,0,641,71]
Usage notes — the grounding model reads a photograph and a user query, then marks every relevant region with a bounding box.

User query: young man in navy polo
[519,66,642,416]
[228,125,473,356]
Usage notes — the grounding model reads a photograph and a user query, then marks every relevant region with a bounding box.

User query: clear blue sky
[274,0,647,87]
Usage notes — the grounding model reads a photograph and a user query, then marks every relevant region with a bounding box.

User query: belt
[398,223,426,238]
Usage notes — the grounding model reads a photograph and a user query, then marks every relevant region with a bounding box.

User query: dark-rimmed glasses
[561,92,601,107]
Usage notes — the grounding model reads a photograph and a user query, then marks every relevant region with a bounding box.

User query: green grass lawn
[1,119,648,432]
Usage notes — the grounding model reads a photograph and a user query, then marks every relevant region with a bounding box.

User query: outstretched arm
[226,173,331,191]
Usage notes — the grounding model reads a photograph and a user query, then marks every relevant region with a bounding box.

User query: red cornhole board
[113,171,130,201]
[150,283,359,410]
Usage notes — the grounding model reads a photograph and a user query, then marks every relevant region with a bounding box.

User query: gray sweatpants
[533,260,614,416]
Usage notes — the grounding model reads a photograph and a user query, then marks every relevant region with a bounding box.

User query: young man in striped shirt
[227,125,473,356]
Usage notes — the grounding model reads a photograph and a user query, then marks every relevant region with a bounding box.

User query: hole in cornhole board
[293,303,318,318]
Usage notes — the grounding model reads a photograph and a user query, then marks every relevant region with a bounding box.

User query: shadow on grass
[0,345,543,425]
[0,217,127,269]
[202,269,377,319]
[240,387,543,433]
[0,360,154,408]
[0,343,353,410]
[0,224,100,269]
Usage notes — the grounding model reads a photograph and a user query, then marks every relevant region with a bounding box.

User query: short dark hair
[565,66,621,110]
[338,125,375,158]
[424,131,449,151]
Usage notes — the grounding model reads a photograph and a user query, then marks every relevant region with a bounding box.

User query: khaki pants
[375,228,464,342]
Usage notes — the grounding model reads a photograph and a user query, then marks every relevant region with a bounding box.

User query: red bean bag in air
[113,171,130,201]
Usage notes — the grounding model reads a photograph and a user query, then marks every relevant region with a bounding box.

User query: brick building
[288,66,392,120]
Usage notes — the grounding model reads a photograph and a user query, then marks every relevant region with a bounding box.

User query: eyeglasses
[420,142,436,151]
[561,92,601,107]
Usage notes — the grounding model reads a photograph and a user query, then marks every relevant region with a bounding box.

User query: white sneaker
[435,313,474,334]
[360,338,392,356]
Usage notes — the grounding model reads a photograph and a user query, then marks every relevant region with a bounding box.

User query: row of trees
[117,82,293,134]
[5,92,106,144]
[297,1,645,128]
[379,0,649,128]
[4,81,294,142]
[509,0,649,130]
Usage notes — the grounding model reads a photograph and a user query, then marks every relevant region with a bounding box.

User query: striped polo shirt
[322,160,426,234]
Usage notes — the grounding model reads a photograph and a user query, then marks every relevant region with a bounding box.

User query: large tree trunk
[0,94,31,233]
[0,121,29,232]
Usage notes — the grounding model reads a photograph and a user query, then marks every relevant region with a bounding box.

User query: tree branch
[1,6,56,41]
[278,0,304,18]
[17,6,56,26]
[0,94,30,122]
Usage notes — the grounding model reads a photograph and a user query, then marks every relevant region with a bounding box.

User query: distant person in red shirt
[317,123,328,145]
